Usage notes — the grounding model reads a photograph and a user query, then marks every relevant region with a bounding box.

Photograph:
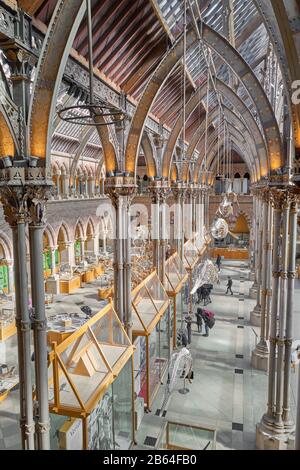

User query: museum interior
[0,0,300,452]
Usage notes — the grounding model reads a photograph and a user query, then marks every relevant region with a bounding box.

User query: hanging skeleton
[191,259,219,294]
[211,217,229,240]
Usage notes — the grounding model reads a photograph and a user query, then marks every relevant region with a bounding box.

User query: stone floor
[134,260,300,450]
[0,260,299,450]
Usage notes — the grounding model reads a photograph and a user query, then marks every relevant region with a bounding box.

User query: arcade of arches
[0,0,300,452]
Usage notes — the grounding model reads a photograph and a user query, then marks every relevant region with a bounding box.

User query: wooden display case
[81,269,95,284]
[0,373,19,402]
[93,263,105,277]
[47,330,73,347]
[98,286,113,300]
[165,252,188,348]
[0,319,16,341]
[132,271,170,410]
[59,275,81,294]
[211,247,249,260]
[47,303,134,450]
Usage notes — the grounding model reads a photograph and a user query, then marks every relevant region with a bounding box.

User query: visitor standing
[226,276,233,295]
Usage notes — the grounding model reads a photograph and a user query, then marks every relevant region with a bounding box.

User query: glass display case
[0,306,16,341]
[157,420,217,450]
[165,253,188,348]
[48,302,134,450]
[183,241,199,270]
[132,271,170,410]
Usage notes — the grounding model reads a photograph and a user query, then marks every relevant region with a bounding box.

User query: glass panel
[88,385,114,450]
[147,275,168,305]
[165,257,181,291]
[132,285,157,332]
[91,307,130,347]
[184,241,198,268]
[50,414,83,450]
[48,362,82,410]
[163,421,216,450]
[112,359,133,450]
[133,336,147,404]
[172,253,187,278]
[58,330,110,408]
[148,329,160,402]
[157,311,170,376]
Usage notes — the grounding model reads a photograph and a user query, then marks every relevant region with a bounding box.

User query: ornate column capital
[105,176,137,208]
[0,163,53,227]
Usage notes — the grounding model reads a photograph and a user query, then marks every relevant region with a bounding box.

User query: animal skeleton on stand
[159,347,193,416]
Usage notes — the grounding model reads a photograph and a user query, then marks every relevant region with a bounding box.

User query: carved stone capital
[105,176,136,208]
[0,165,52,227]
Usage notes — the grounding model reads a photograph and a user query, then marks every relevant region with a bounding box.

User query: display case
[47,313,91,346]
[59,274,81,294]
[0,365,18,402]
[132,271,170,410]
[0,307,16,341]
[183,241,199,270]
[157,420,217,450]
[165,253,188,348]
[48,303,134,450]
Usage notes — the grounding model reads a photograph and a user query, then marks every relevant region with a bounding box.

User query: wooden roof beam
[18,0,45,16]
[150,0,196,91]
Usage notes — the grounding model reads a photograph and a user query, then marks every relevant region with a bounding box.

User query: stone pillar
[172,186,183,258]
[250,195,261,300]
[88,176,95,197]
[283,199,297,429]
[249,194,257,281]
[49,246,58,277]
[0,166,54,450]
[250,201,263,318]
[6,259,14,294]
[159,184,170,287]
[55,172,61,199]
[91,235,99,257]
[256,189,295,450]
[123,193,134,341]
[252,192,272,370]
[106,177,136,339]
[29,218,50,450]
[65,242,75,271]
[151,186,160,277]
[61,174,69,199]
[79,238,86,262]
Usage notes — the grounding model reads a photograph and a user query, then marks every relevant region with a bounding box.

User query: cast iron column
[29,194,51,450]
[274,195,289,430]
[282,197,297,428]
[0,186,36,450]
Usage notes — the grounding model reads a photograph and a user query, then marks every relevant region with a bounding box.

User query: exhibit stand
[48,302,134,450]
[131,271,170,411]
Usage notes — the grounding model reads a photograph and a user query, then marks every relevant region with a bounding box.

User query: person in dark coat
[185,315,193,344]
[226,276,233,295]
[216,254,222,271]
[195,308,203,333]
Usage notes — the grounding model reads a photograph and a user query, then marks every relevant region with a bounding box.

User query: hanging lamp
[58,0,125,127]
